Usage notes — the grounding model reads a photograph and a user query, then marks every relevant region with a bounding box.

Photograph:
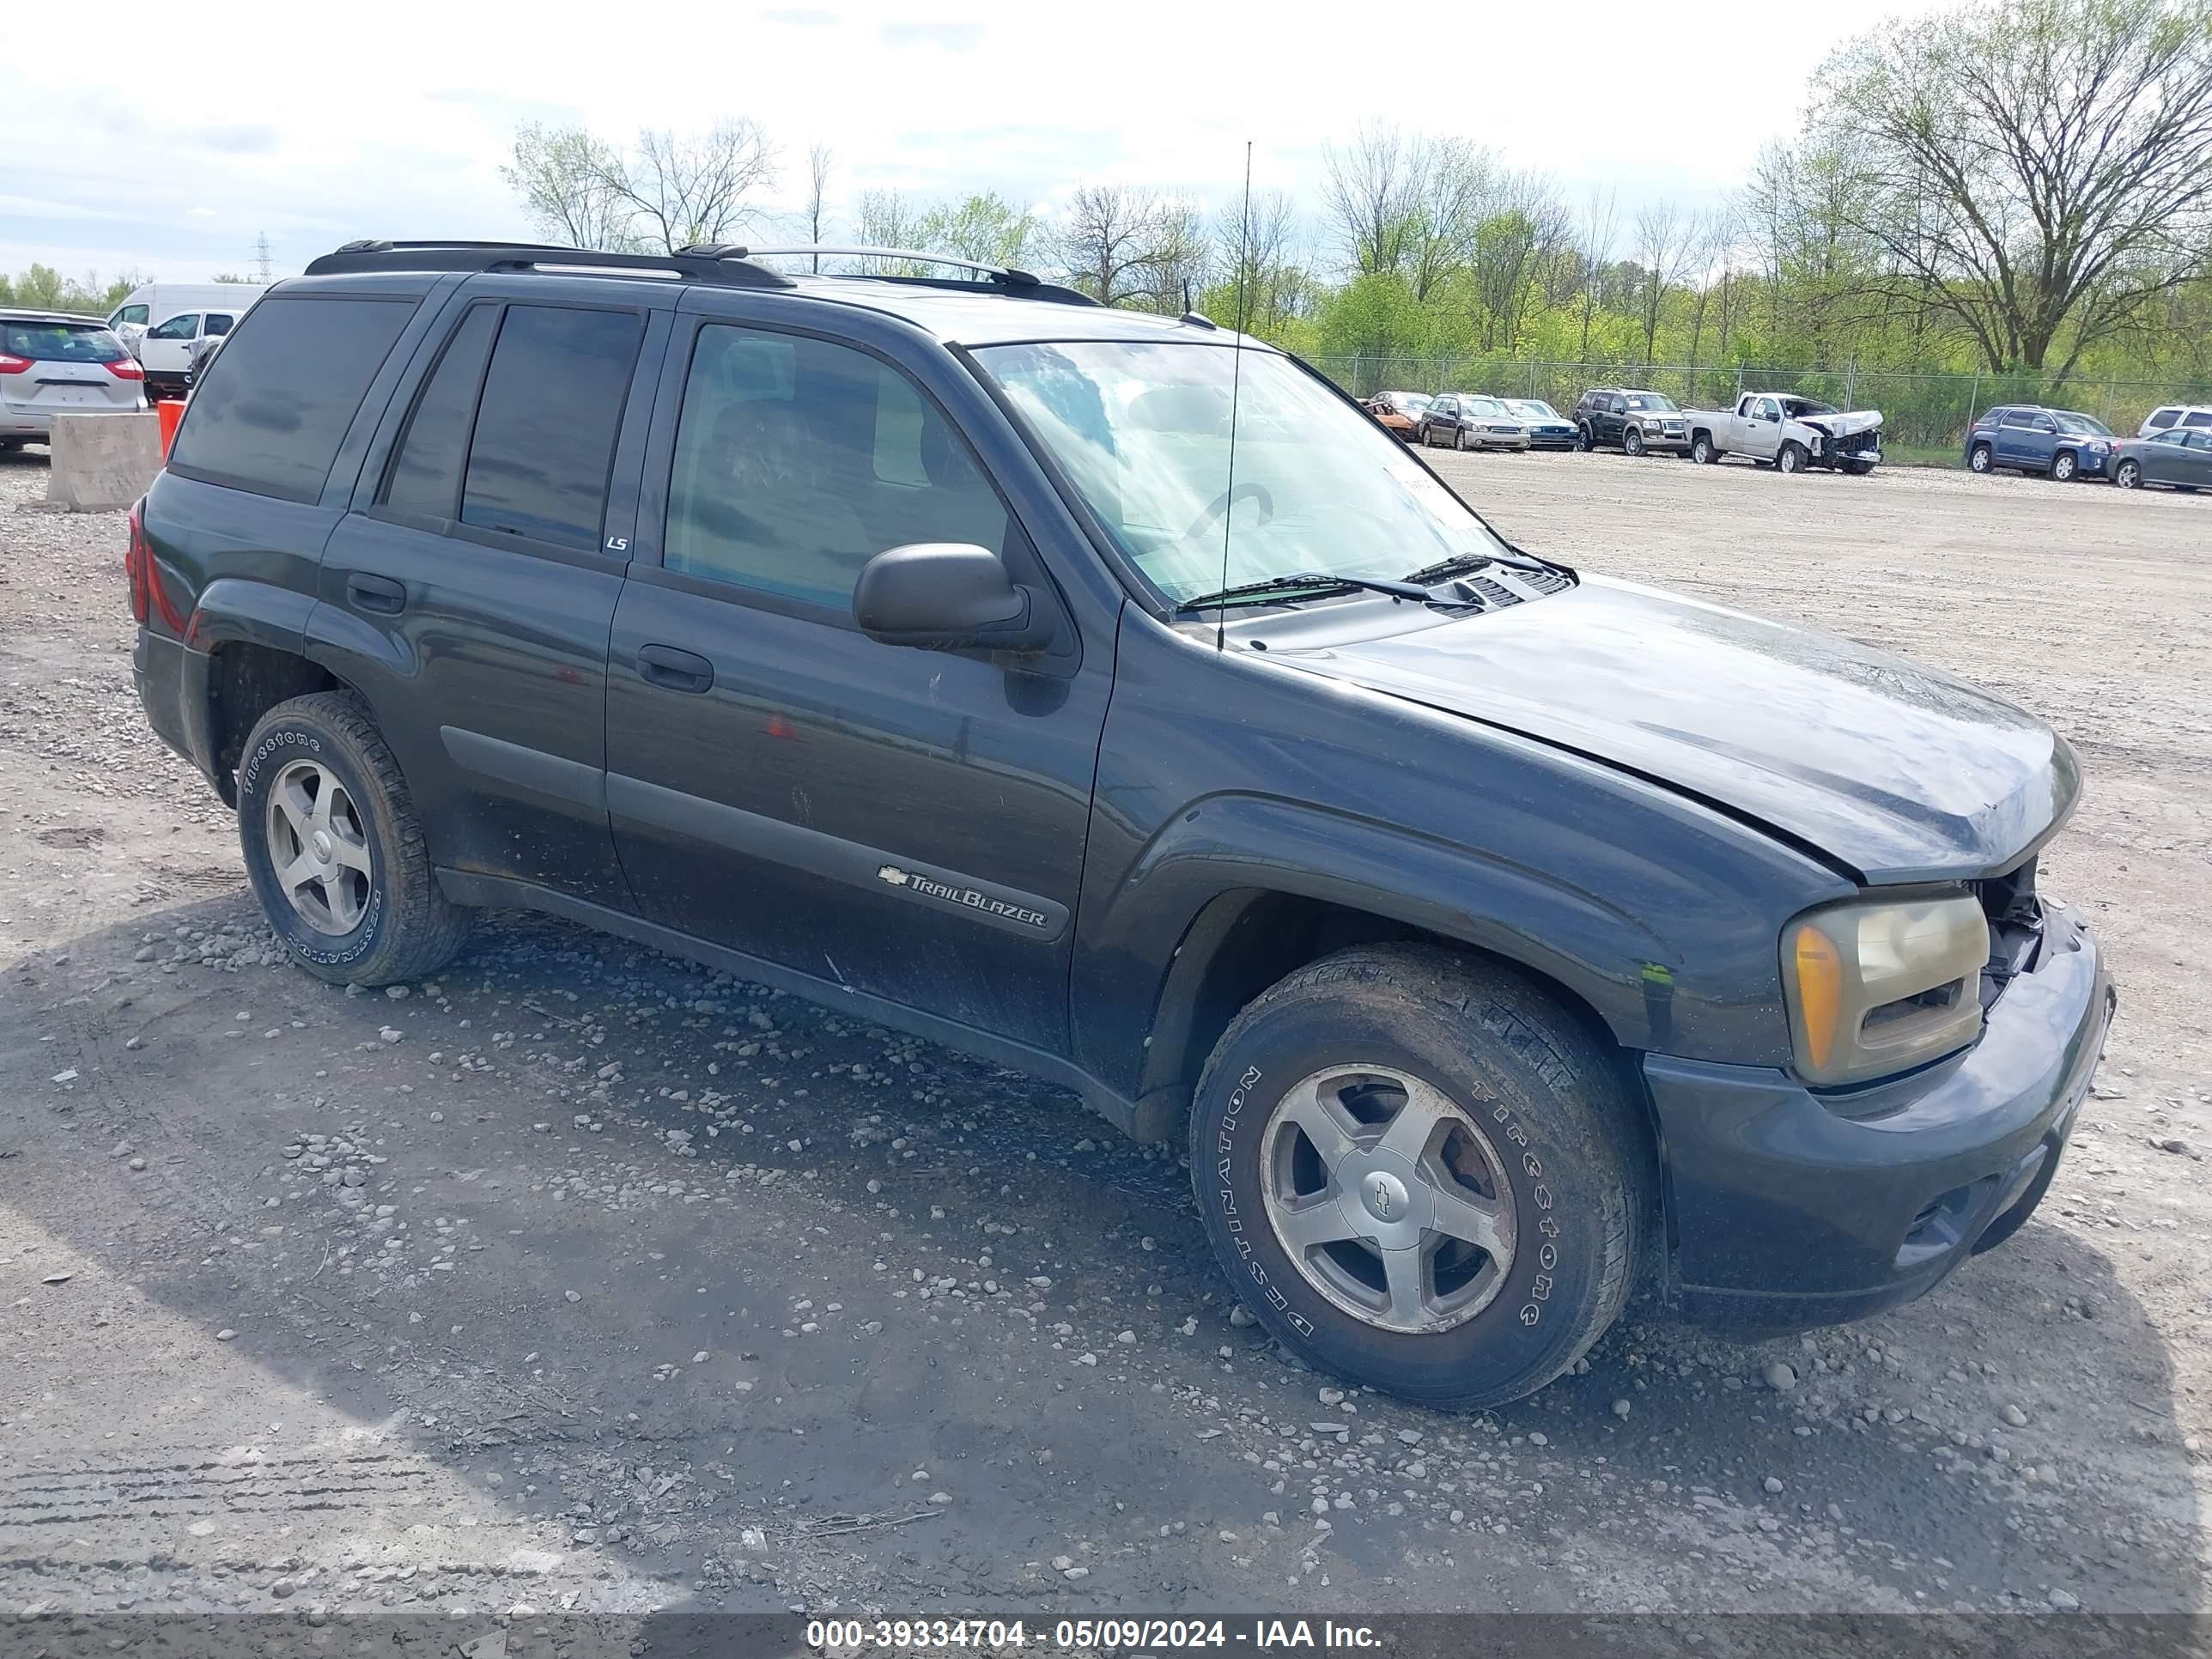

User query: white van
[107,282,267,397]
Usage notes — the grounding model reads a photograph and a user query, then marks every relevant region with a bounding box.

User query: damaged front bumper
[1643,901,2112,1330]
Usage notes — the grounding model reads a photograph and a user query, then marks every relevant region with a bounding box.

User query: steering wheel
[1182,481,1275,544]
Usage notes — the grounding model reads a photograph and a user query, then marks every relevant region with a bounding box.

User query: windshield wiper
[1176,571,1440,612]
[1400,546,1553,583]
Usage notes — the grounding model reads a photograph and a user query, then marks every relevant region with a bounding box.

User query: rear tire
[1690,433,1717,465]
[236,690,470,987]
[1189,944,1650,1410]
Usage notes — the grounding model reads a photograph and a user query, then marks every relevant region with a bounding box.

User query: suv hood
[1278,574,2075,883]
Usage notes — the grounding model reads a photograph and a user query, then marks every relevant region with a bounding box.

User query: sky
[1,0,1942,287]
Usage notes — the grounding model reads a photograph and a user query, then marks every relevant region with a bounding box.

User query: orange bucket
[155,398,185,459]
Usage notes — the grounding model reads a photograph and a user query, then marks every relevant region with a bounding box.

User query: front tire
[1190,944,1650,1410]
[1969,442,1994,474]
[1622,426,1646,457]
[237,690,470,987]
[1576,424,1595,453]
[1777,441,1808,475]
[1455,426,1469,452]
[2052,451,2078,483]
[2114,459,2142,489]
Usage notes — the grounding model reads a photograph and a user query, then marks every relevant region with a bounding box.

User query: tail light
[106,358,146,381]
[0,352,31,375]
[126,498,151,625]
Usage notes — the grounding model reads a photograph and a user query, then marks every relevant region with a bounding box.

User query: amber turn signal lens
[1792,924,1845,1072]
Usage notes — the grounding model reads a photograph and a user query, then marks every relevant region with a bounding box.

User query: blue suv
[1964,405,2117,481]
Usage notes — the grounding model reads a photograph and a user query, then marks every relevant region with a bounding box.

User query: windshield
[2055,412,2112,435]
[1507,400,1558,420]
[1780,397,1836,417]
[2,320,129,363]
[977,341,1512,604]
[1622,392,1677,412]
[1460,396,1507,416]
[1389,392,1431,411]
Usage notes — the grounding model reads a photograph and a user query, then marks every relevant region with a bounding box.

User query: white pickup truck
[1683,392,1883,475]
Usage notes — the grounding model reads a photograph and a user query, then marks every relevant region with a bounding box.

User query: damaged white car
[1684,392,1883,475]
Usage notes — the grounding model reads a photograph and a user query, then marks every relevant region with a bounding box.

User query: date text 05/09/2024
[803,1618,1382,1650]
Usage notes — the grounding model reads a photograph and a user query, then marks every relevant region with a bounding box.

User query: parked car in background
[2138,404,2212,439]
[0,310,148,449]
[2111,428,2212,493]
[1571,388,1688,455]
[1418,393,1530,451]
[1364,390,1429,442]
[107,282,264,399]
[1963,406,2116,482]
[1684,392,1883,475]
[1504,398,1578,450]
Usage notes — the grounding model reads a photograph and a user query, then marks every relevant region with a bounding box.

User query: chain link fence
[1306,355,2212,463]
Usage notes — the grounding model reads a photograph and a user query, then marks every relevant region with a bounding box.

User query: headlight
[1782,893,1988,1085]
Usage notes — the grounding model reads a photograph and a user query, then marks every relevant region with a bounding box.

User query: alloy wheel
[1259,1064,1518,1334]
[264,758,373,934]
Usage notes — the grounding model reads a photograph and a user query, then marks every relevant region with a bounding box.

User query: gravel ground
[2,447,2208,1624]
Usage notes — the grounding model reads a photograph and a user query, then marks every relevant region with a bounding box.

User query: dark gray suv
[131,240,2113,1408]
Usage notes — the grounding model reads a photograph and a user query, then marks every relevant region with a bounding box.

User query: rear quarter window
[169,295,417,503]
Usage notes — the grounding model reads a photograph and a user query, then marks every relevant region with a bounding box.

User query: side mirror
[853,543,1053,653]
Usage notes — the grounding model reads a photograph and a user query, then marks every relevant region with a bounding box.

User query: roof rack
[302,240,793,289]
[722,245,1100,307]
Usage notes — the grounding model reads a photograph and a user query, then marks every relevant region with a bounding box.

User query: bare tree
[1681,207,1740,373]
[1213,188,1311,336]
[1056,184,1186,307]
[804,143,834,270]
[850,190,927,272]
[1320,123,1422,279]
[592,120,779,254]
[916,192,1040,268]
[501,123,637,251]
[1632,201,1693,364]
[1471,171,1565,350]
[1814,0,2212,374]
[1575,187,1620,358]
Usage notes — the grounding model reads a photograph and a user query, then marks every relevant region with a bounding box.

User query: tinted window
[2185,410,2212,429]
[2151,431,2188,447]
[2001,409,2036,428]
[169,295,416,501]
[113,304,148,326]
[204,313,234,337]
[459,305,643,551]
[665,323,1007,608]
[380,303,500,521]
[3,320,129,363]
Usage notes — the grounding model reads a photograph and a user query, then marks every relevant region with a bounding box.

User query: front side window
[112,304,149,326]
[977,340,1515,605]
[460,304,643,551]
[168,295,416,501]
[1752,398,1779,422]
[665,324,1008,608]
[147,313,200,341]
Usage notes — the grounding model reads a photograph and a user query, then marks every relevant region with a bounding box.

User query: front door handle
[347,573,406,615]
[637,643,714,694]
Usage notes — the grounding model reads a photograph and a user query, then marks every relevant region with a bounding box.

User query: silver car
[1,311,148,447]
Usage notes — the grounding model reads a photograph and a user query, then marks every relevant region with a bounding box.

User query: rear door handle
[348,573,407,615]
[637,643,714,694]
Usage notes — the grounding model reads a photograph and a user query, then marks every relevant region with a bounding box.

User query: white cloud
[1,0,1944,282]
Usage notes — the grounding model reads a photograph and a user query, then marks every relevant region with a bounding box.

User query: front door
[602,312,1112,1054]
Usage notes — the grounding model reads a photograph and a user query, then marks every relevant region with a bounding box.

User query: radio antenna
[1216,141,1255,654]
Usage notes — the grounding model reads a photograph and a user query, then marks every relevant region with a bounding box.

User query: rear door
[601,302,1114,1054]
[313,281,670,910]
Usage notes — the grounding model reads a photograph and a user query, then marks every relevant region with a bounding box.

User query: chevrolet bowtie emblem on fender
[876,865,910,887]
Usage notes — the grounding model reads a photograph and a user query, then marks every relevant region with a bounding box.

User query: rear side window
[380,303,500,521]
[170,295,416,502]
[204,313,235,337]
[459,305,643,551]
[2146,408,2178,429]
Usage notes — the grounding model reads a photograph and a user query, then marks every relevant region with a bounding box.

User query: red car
[1363,390,1429,442]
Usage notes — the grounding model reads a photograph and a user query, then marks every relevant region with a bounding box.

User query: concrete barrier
[43,412,164,513]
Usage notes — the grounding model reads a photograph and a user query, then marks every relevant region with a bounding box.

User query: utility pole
[253,232,273,284]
